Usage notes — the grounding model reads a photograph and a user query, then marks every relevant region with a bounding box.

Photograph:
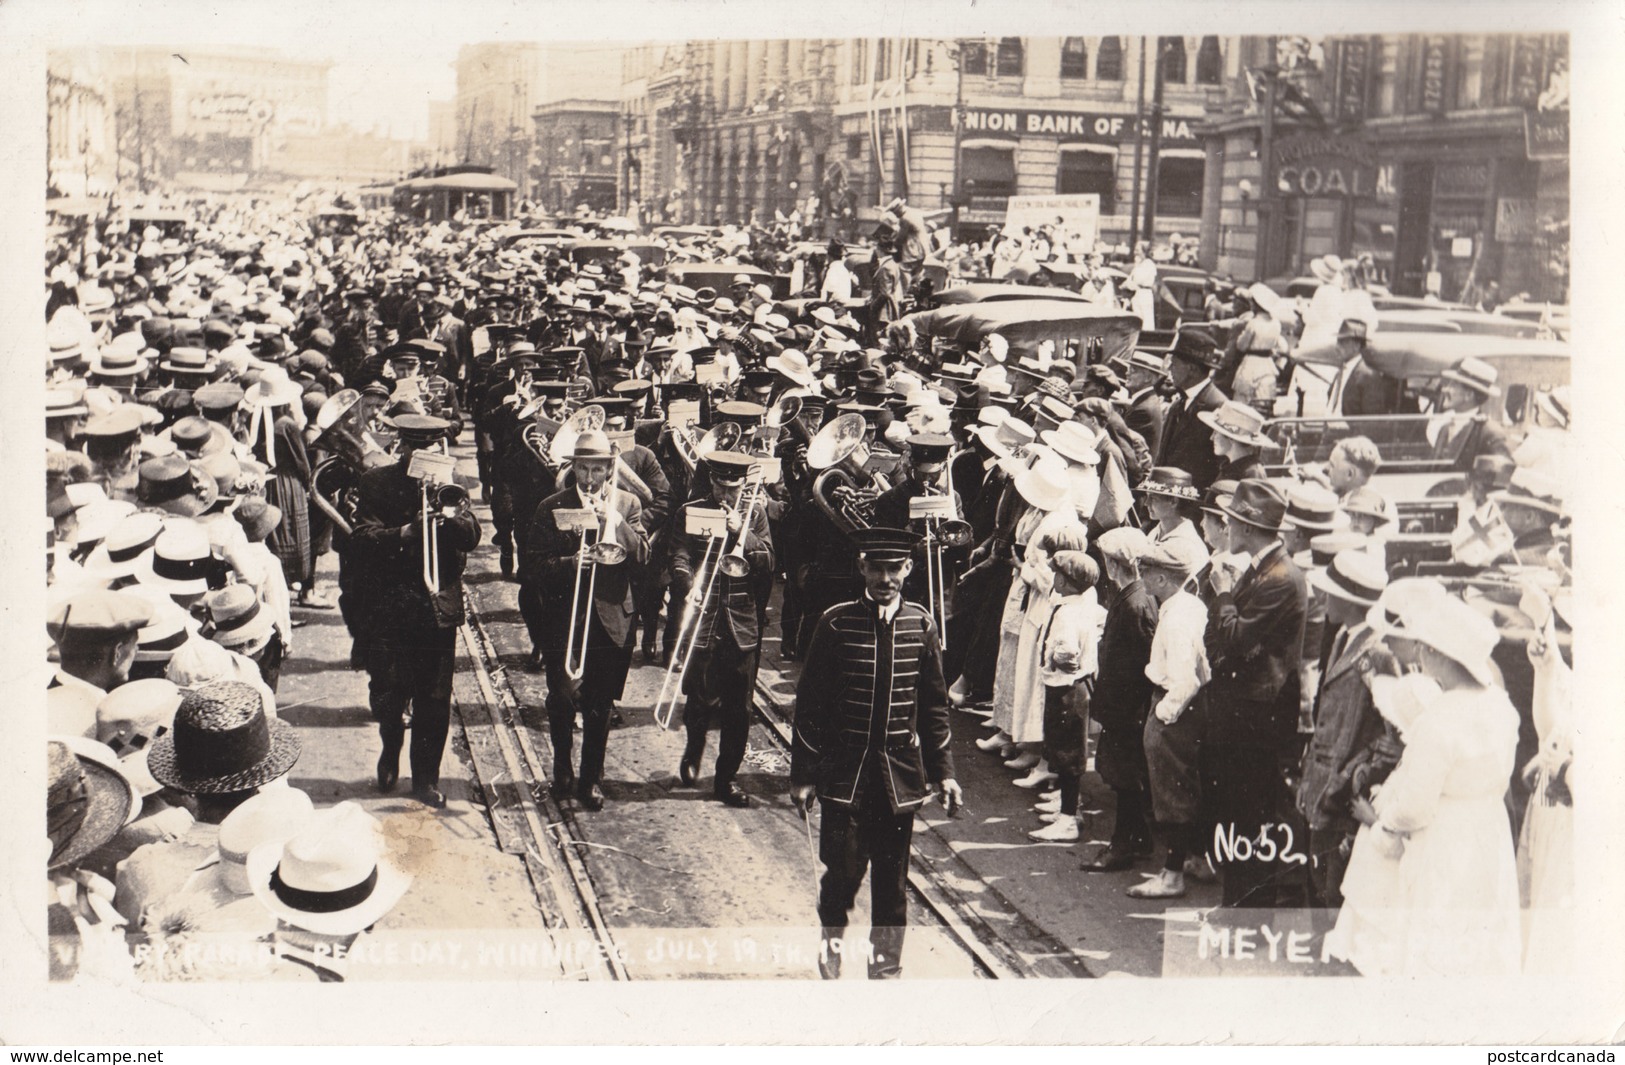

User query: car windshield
[1263,411,1472,472]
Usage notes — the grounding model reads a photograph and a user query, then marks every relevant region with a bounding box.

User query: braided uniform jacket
[792,599,955,812]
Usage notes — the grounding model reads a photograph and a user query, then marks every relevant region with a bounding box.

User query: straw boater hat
[1366,577,1499,686]
[136,454,219,518]
[247,801,413,935]
[146,680,301,795]
[46,736,141,871]
[1198,400,1274,450]
[80,511,165,583]
[200,584,274,650]
[1308,548,1389,607]
[94,678,186,797]
[138,520,215,596]
[1441,356,1501,398]
[89,348,150,379]
[159,346,220,377]
[1283,483,1343,532]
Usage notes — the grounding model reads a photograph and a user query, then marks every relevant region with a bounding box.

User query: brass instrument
[916,466,973,651]
[417,443,463,595]
[310,388,389,535]
[564,476,628,681]
[653,454,767,730]
[807,413,887,535]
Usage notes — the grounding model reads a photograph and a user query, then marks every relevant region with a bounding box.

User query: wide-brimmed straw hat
[1365,578,1498,686]
[1040,421,1101,467]
[146,680,301,794]
[1015,459,1072,513]
[46,736,141,871]
[1198,400,1273,449]
[247,801,412,935]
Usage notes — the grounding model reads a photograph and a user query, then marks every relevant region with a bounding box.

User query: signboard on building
[1003,194,1100,248]
[1509,36,1548,108]
[1495,198,1538,243]
[1420,36,1450,115]
[1271,134,1378,198]
[959,107,1199,146]
[1524,109,1569,160]
[1336,39,1369,123]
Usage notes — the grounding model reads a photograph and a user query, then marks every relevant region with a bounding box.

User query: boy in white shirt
[1028,551,1109,842]
[1131,537,1212,899]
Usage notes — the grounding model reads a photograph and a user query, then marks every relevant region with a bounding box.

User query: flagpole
[1128,38,1148,249]
[1257,36,1280,282]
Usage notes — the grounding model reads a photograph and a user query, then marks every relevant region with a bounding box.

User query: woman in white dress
[1327,579,1523,977]
[982,459,1076,758]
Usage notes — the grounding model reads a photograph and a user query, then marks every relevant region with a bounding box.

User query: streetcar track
[750,675,1076,980]
[460,593,630,980]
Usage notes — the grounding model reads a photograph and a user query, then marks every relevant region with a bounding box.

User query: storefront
[832,102,1208,248]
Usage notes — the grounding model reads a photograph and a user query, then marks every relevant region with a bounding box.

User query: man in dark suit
[1202,479,1309,909]
[669,451,774,807]
[791,527,962,980]
[350,414,482,808]
[1154,329,1228,489]
[519,429,649,811]
[1080,527,1162,872]
[1123,350,1169,460]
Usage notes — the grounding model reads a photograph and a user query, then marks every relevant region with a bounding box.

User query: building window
[1061,38,1088,79]
[961,40,988,77]
[1196,36,1223,85]
[1157,154,1204,217]
[1057,147,1116,213]
[1159,37,1187,85]
[846,134,863,160]
[961,143,1017,198]
[1096,36,1124,80]
[851,40,868,85]
[996,38,1025,78]
[1374,35,1399,115]
[877,39,892,82]
[1455,35,1486,109]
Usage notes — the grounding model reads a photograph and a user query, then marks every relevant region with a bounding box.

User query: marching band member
[349,414,481,809]
[520,429,648,811]
[669,452,774,808]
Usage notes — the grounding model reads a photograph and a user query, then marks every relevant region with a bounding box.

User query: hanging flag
[1452,500,1516,567]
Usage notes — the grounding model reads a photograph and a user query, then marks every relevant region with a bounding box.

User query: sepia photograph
[9,0,1624,1048]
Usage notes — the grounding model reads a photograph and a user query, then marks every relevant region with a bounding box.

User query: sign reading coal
[1272,135,1378,199]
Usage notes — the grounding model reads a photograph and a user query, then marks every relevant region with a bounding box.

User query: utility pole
[1128,38,1147,248]
[950,41,965,239]
[1142,37,1167,249]
[1257,35,1279,282]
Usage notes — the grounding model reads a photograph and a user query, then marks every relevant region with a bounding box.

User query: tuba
[310,389,388,536]
[807,413,884,536]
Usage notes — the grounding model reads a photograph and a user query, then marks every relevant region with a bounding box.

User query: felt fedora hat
[1221,478,1288,532]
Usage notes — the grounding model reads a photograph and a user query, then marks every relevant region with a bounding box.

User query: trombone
[916,462,973,651]
[563,475,628,680]
[421,474,470,595]
[653,453,767,730]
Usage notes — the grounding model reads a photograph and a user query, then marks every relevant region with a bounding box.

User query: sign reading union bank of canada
[960,107,1200,145]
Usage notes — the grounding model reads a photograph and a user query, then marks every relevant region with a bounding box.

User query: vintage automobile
[662,261,791,300]
[892,299,1142,383]
[566,239,669,270]
[1262,333,1570,502]
[933,282,1091,306]
[498,227,583,251]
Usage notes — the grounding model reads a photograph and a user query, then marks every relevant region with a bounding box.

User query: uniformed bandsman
[670,451,774,807]
[791,526,962,979]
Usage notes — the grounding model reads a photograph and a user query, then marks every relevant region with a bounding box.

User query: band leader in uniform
[790,527,963,980]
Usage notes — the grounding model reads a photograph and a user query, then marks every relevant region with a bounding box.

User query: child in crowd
[1028,551,1107,842]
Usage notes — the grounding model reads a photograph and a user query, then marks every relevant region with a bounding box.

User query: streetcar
[392,165,518,224]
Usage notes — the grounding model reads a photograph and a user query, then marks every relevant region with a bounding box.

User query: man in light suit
[520,429,649,810]
[1153,329,1227,489]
